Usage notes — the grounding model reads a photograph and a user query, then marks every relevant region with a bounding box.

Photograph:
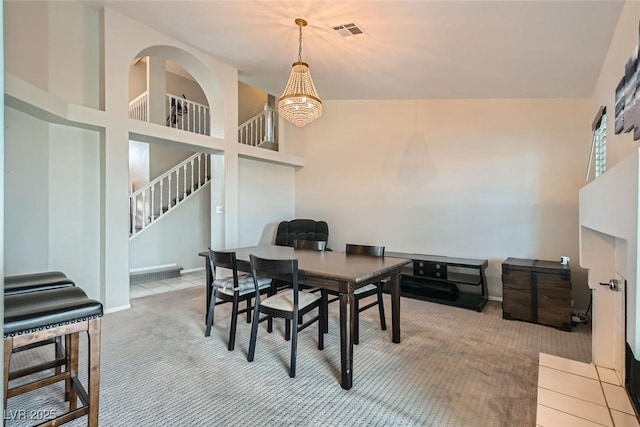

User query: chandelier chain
[298,23,303,62]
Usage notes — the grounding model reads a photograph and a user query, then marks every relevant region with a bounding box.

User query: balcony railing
[128,92,210,136]
[238,104,277,150]
[128,93,277,150]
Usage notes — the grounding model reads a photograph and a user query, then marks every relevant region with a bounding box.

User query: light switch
[216,206,224,214]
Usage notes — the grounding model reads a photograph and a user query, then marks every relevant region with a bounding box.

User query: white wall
[5,107,50,273]
[295,99,591,304]
[238,81,268,125]
[237,157,295,247]
[149,143,195,181]
[48,125,101,300]
[4,107,101,300]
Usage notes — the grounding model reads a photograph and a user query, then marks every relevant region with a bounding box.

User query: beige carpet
[6,286,590,426]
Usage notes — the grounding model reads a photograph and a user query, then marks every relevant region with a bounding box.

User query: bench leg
[4,338,13,427]
[68,332,80,411]
[64,335,70,401]
[87,318,101,427]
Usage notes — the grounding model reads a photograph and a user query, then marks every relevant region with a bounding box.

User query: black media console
[385,252,489,312]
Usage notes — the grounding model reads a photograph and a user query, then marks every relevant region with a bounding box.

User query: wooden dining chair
[346,243,387,344]
[205,249,273,351]
[247,254,327,378]
[293,239,327,251]
[292,239,335,331]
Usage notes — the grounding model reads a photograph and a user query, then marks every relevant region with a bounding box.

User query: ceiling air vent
[332,22,365,38]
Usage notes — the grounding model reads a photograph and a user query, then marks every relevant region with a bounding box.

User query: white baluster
[190,159,195,192]
[150,185,155,223]
[196,156,201,187]
[167,174,172,209]
[141,191,146,229]
[183,164,187,199]
[159,180,164,218]
[175,168,180,203]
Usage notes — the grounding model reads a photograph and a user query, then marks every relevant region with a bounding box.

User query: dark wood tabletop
[199,245,410,389]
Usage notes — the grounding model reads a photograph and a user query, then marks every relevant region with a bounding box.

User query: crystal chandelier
[278,18,323,127]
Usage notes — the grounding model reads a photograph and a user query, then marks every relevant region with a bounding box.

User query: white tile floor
[130,270,205,299]
[537,352,640,427]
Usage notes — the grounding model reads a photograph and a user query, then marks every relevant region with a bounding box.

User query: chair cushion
[4,287,103,337]
[354,283,378,295]
[261,289,321,312]
[5,271,75,296]
[214,274,271,296]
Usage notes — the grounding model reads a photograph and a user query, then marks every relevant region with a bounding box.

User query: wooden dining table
[198,245,411,390]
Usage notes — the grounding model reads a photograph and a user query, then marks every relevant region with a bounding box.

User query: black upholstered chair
[275,219,329,247]
[346,244,387,345]
[247,255,326,378]
[205,249,273,351]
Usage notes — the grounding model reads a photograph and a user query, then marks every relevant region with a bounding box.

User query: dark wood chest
[502,257,572,331]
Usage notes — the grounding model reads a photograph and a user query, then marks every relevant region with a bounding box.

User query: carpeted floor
[6,285,591,426]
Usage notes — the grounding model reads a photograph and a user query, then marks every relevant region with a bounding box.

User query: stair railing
[129,152,210,239]
[238,104,277,149]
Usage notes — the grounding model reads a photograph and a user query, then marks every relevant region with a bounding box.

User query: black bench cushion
[4,287,103,337]
[5,271,75,295]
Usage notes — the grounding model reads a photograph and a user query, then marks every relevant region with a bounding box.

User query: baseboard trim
[105,304,131,314]
[181,267,205,274]
[129,263,177,273]
[488,296,503,302]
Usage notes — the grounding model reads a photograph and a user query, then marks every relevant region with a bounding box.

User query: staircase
[129,152,210,239]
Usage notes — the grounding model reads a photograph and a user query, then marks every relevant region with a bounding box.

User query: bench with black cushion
[4,286,103,427]
[4,271,77,389]
[5,271,75,295]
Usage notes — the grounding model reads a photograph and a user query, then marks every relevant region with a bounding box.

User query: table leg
[204,256,212,322]
[391,268,401,343]
[339,286,354,390]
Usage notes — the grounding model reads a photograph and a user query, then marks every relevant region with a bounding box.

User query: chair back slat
[345,244,385,258]
[249,255,299,304]
[293,239,327,251]
[208,248,239,284]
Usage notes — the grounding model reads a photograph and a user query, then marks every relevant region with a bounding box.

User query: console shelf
[386,252,489,312]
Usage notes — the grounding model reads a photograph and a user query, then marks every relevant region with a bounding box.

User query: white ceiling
[85,0,625,100]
